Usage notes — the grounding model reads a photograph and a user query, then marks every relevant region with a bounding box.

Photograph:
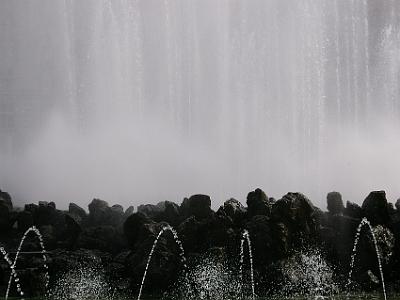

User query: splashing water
[239,230,255,300]
[0,226,49,300]
[347,217,387,300]
[47,263,115,300]
[137,225,187,300]
[276,249,338,299]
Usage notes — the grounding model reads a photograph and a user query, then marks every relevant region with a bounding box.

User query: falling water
[346,218,387,300]
[137,225,186,300]
[1,1,400,208]
[239,230,255,300]
[0,226,49,300]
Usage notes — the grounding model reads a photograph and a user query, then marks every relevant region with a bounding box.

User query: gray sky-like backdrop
[0,1,400,209]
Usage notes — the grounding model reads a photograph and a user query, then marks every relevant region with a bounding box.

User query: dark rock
[17,210,34,232]
[362,191,390,225]
[34,201,64,229]
[344,201,362,219]
[395,199,400,211]
[77,225,125,253]
[327,191,344,215]
[247,188,273,217]
[111,204,124,214]
[24,203,38,213]
[320,215,361,268]
[123,213,158,247]
[64,214,82,248]
[356,270,380,291]
[217,198,246,225]
[271,192,317,239]
[0,189,12,210]
[245,215,289,264]
[0,199,11,231]
[87,198,124,227]
[69,203,87,220]
[158,201,180,225]
[124,206,134,218]
[88,198,110,224]
[180,194,212,220]
[137,203,164,219]
[177,214,234,254]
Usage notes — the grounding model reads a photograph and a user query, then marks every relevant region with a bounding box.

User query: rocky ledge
[0,188,400,297]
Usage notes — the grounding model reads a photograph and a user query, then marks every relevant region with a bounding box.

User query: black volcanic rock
[177,214,234,254]
[77,225,125,253]
[327,191,344,215]
[246,215,289,264]
[247,188,273,217]
[124,205,134,218]
[0,199,11,231]
[123,212,158,247]
[88,198,109,224]
[217,198,246,225]
[271,192,317,245]
[344,201,362,219]
[64,214,82,247]
[0,189,12,210]
[0,189,13,231]
[180,194,212,220]
[395,199,400,211]
[35,201,65,231]
[69,202,87,220]
[17,210,34,232]
[157,201,180,225]
[362,191,390,225]
[87,198,124,227]
[137,203,164,219]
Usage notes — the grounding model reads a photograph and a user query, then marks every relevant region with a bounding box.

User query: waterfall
[1,1,400,207]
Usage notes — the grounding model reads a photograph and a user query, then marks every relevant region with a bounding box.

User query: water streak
[346,217,387,300]
[239,229,255,300]
[137,225,186,300]
[1,226,49,300]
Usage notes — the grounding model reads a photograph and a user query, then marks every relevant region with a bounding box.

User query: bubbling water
[346,217,387,300]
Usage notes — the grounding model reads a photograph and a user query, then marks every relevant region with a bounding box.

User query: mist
[1,1,400,209]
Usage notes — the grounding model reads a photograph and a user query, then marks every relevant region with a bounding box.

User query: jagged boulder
[69,203,87,220]
[0,189,12,210]
[180,194,212,220]
[124,206,134,218]
[88,198,109,224]
[64,214,82,248]
[271,193,317,244]
[87,198,124,227]
[157,201,181,225]
[247,188,274,217]
[217,198,246,225]
[327,191,344,215]
[362,191,390,225]
[123,213,158,247]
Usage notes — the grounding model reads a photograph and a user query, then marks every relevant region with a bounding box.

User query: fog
[1,1,400,209]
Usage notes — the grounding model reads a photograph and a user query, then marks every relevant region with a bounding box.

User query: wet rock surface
[0,187,400,296]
